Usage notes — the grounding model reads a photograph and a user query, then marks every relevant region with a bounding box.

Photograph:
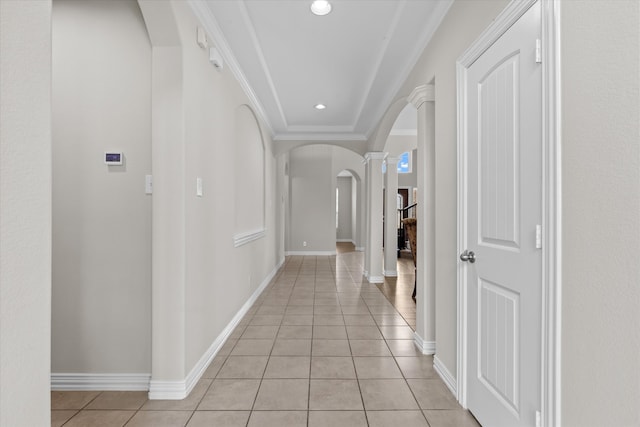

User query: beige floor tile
[312,339,351,356]
[85,391,147,410]
[353,357,403,378]
[346,325,384,340]
[201,356,225,378]
[230,338,274,356]
[277,325,313,339]
[367,410,429,427]
[247,411,307,427]
[313,325,348,339]
[386,339,423,356]
[271,338,312,356]
[256,305,287,315]
[253,379,309,410]
[241,325,279,339]
[264,356,311,378]
[186,411,249,427]
[249,314,283,325]
[340,306,371,315]
[142,379,211,411]
[51,391,101,410]
[423,409,481,427]
[407,379,460,409]
[349,340,392,356]
[359,379,419,410]
[51,410,77,427]
[378,325,415,339]
[63,410,135,427]
[309,379,364,410]
[314,305,343,315]
[217,355,268,378]
[374,314,409,326]
[198,379,260,410]
[282,314,314,325]
[311,356,356,379]
[395,356,437,378]
[343,314,376,325]
[286,305,314,315]
[125,410,192,427]
[313,314,345,325]
[308,410,368,427]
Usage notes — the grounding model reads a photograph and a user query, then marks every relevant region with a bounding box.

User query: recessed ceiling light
[314,103,327,110]
[310,0,332,16]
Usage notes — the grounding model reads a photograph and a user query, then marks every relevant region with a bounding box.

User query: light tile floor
[52,251,480,427]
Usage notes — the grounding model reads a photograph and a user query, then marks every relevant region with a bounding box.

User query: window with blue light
[398,151,411,173]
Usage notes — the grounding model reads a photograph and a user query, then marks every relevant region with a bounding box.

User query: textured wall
[0,1,52,425]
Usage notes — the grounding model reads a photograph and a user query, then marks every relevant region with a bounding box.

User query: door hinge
[535,39,542,63]
[536,225,542,249]
[535,410,542,427]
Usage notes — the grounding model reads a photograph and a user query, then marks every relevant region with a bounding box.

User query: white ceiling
[191,0,452,142]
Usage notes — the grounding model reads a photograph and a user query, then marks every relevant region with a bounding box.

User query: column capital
[384,154,401,163]
[407,84,435,108]
[364,152,386,163]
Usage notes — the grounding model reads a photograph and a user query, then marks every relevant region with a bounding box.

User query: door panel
[463,2,542,426]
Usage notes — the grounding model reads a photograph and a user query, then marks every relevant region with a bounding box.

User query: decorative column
[363,152,385,283]
[408,84,436,353]
[383,155,400,276]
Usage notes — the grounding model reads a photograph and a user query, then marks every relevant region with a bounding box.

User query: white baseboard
[434,355,457,398]
[285,251,336,256]
[336,239,352,243]
[383,270,398,277]
[51,373,151,391]
[53,259,285,396]
[149,257,285,400]
[413,332,436,355]
[367,275,385,284]
[355,247,364,252]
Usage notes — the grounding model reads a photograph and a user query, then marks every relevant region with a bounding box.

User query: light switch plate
[196,177,203,197]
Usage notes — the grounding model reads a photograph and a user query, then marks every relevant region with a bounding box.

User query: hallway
[51,251,478,427]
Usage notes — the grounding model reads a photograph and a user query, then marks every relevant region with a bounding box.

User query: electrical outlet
[303,241,307,247]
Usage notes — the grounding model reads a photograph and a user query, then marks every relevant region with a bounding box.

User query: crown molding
[188,0,275,137]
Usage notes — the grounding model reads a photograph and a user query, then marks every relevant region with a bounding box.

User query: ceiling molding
[187,0,275,137]
[351,1,407,131]
[362,0,454,138]
[237,1,289,128]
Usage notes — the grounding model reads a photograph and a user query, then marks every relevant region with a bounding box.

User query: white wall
[287,145,365,253]
[376,0,640,424]
[52,0,152,375]
[379,0,510,377]
[560,1,640,425]
[336,176,353,241]
[144,0,281,388]
[289,145,334,252]
[0,1,52,424]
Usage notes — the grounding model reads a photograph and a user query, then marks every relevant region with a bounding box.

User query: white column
[384,155,400,276]
[362,157,371,277]
[408,84,436,353]
[364,152,385,283]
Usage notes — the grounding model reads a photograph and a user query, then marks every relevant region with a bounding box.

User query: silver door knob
[460,250,476,263]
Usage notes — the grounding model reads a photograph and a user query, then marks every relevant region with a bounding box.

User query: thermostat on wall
[104,152,123,165]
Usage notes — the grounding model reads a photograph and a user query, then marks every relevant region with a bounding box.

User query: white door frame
[456,1,561,426]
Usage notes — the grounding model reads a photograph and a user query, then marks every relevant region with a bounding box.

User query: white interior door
[460,2,542,426]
